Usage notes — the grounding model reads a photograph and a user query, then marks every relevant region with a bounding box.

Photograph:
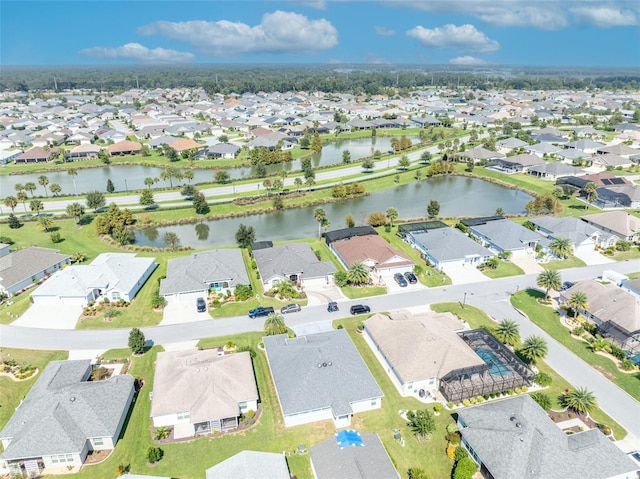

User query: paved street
[2,259,639,436]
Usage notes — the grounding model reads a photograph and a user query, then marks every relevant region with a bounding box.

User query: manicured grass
[0,348,68,429]
[342,285,387,299]
[626,271,640,279]
[481,260,525,279]
[511,289,640,401]
[542,255,587,270]
[611,246,640,261]
[431,300,627,439]
[0,290,33,325]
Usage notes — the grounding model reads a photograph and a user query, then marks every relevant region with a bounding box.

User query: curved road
[2,260,639,436]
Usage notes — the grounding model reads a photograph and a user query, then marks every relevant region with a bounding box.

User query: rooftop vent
[70,396,76,402]
[516,422,522,428]
[510,416,516,421]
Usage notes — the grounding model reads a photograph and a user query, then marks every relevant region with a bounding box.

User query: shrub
[408,468,430,479]
[154,426,171,440]
[454,445,469,462]
[334,271,348,287]
[146,446,164,464]
[447,401,454,409]
[446,444,457,460]
[224,340,236,350]
[234,284,253,301]
[462,399,471,407]
[515,387,522,394]
[446,431,461,445]
[0,235,14,245]
[453,457,477,479]
[50,232,62,243]
[433,404,442,413]
[150,292,166,309]
[246,409,255,419]
[620,359,634,371]
[367,212,387,227]
[446,423,459,433]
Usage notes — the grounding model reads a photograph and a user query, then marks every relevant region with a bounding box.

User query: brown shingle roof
[16,146,50,161]
[168,138,201,152]
[107,140,142,154]
[331,235,414,269]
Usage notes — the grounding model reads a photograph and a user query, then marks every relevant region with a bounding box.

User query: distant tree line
[2,65,639,94]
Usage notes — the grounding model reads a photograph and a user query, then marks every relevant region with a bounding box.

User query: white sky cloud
[374,26,396,36]
[449,56,488,65]
[569,6,638,27]
[407,24,500,53]
[79,43,194,63]
[138,11,338,57]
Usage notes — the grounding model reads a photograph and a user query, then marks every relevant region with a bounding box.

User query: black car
[350,304,371,315]
[248,306,275,318]
[559,281,575,292]
[404,272,418,284]
[327,301,339,312]
[281,303,301,314]
[196,297,207,313]
[394,273,408,287]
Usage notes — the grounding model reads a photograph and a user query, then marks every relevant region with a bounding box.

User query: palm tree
[264,312,287,336]
[38,175,50,197]
[347,261,370,286]
[67,168,78,195]
[49,183,62,196]
[386,207,399,227]
[29,199,44,216]
[144,177,156,189]
[183,169,194,183]
[14,183,24,195]
[549,237,573,259]
[495,319,520,346]
[313,207,327,238]
[530,392,552,411]
[17,192,28,213]
[567,291,588,320]
[537,269,561,299]
[37,216,55,232]
[274,279,296,299]
[520,335,548,364]
[3,196,17,213]
[583,182,598,210]
[563,387,597,414]
[24,182,37,197]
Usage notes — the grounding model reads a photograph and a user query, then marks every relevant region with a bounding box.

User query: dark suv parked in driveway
[248,306,275,318]
[350,304,371,315]
[404,272,418,284]
[394,273,408,287]
[196,297,207,313]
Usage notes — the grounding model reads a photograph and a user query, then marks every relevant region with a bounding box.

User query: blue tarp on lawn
[336,430,363,448]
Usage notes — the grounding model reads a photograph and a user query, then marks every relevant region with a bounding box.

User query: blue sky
[2,1,639,67]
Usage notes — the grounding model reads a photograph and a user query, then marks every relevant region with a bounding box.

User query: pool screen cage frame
[439,328,535,403]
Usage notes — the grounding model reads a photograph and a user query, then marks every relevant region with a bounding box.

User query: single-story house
[310,431,399,479]
[329,234,415,274]
[595,184,640,209]
[457,395,639,479]
[168,138,202,153]
[529,216,618,251]
[67,144,101,160]
[464,218,550,257]
[147,135,179,149]
[0,360,134,474]
[558,172,631,190]
[263,329,383,428]
[560,280,640,353]
[405,225,494,270]
[0,149,23,165]
[526,162,585,180]
[563,139,604,154]
[591,154,634,170]
[581,211,640,242]
[496,137,529,153]
[363,311,484,399]
[205,142,241,159]
[0,246,71,297]
[596,143,639,158]
[31,253,157,305]
[107,140,142,156]
[253,243,337,290]
[159,249,249,303]
[151,349,258,439]
[205,451,289,479]
[489,153,544,173]
[14,146,51,163]
[457,146,505,164]
[525,142,562,158]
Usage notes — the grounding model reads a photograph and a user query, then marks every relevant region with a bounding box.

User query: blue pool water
[476,348,513,376]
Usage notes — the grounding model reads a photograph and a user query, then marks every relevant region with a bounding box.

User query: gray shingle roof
[410,227,493,263]
[0,360,134,461]
[530,216,606,245]
[159,249,249,296]
[0,247,70,292]
[253,243,336,283]
[205,450,290,479]
[263,330,383,417]
[310,432,399,479]
[469,219,550,252]
[458,395,638,479]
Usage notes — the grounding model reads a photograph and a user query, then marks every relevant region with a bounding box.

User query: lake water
[1,136,419,195]
[134,176,532,248]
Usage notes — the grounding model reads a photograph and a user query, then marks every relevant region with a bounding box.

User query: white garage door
[166,291,205,304]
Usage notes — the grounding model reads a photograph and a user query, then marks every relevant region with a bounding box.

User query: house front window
[111,292,120,300]
[239,401,247,411]
[93,437,104,446]
[177,410,190,420]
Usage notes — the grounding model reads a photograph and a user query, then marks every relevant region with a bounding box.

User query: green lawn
[342,285,387,299]
[542,255,587,270]
[0,291,33,325]
[0,348,68,429]
[430,301,627,439]
[611,246,640,261]
[511,289,640,403]
[481,260,525,279]
[626,272,640,279]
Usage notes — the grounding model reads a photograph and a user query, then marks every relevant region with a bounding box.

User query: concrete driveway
[442,263,489,284]
[305,283,344,306]
[161,300,212,325]
[14,304,82,330]
[510,255,544,274]
[574,248,615,266]
[378,271,425,293]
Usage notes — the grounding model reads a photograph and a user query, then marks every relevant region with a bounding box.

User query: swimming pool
[476,348,513,376]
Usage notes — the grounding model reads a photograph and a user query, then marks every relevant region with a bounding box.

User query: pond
[1,136,420,195]
[134,176,533,248]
